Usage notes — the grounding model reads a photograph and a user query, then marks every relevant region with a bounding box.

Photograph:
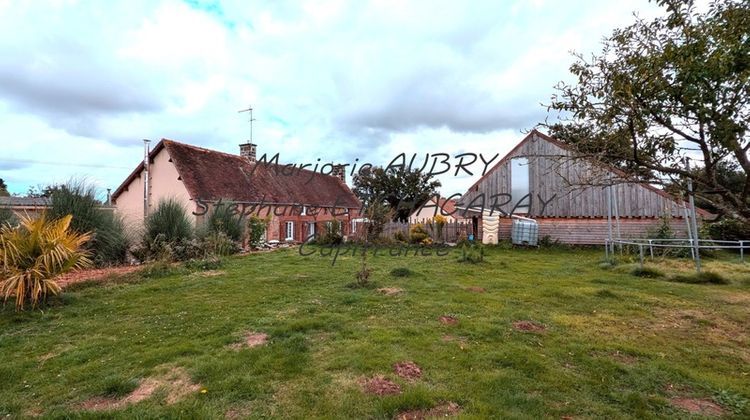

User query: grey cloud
[336,68,545,135]
[0,62,162,117]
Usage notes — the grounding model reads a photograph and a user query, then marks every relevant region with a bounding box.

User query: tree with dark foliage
[542,0,750,223]
[353,166,441,222]
[0,178,9,197]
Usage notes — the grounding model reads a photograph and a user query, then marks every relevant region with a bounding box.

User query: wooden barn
[456,130,711,245]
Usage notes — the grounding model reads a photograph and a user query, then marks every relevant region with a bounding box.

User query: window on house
[285,221,294,241]
[307,222,315,238]
[511,157,530,213]
[300,206,307,216]
[351,220,357,233]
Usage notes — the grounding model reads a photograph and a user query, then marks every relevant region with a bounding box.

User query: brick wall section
[494,217,691,245]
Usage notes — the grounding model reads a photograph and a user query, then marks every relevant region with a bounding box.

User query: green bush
[671,271,729,285]
[704,217,750,242]
[409,223,429,244]
[393,230,407,243]
[318,220,343,245]
[48,180,129,266]
[145,198,193,244]
[205,201,244,241]
[202,232,240,256]
[247,215,268,248]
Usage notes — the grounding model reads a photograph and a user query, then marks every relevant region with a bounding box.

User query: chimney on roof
[331,164,346,183]
[239,142,257,162]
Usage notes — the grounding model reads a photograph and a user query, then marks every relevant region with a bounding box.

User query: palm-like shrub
[0,213,92,310]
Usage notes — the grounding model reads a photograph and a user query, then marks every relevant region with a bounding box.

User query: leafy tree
[542,0,750,221]
[27,184,60,198]
[0,178,9,197]
[353,167,441,222]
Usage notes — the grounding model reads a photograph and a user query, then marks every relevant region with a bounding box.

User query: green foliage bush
[205,201,244,241]
[318,220,343,245]
[704,217,750,242]
[48,180,129,266]
[409,223,429,244]
[393,230,407,243]
[202,232,240,256]
[247,215,268,248]
[145,198,193,244]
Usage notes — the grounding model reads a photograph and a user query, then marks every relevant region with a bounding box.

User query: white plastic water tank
[511,216,539,246]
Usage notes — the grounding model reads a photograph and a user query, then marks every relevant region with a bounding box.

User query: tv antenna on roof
[238,105,256,143]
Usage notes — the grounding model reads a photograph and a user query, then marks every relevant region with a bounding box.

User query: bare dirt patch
[669,397,725,417]
[360,375,402,396]
[439,316,458,325]
[396,401,461,419]
[80,367,200,411]
[393,361,422,381]
[512,320,546,332]
[377,287,404,296]
[230,332,269,350]
[465,286,486,293]
[56,265,141,289]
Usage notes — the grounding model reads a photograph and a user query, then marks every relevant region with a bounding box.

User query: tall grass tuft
[0,213,92,310]
[205,201,244,241]
[48,180,129,266]
[145,198,193,244]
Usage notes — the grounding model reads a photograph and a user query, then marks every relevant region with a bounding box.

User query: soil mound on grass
[81,367,200,411]
[439,316,458,325]
[230,332,269,350]
[465,286,485,293]
[361,375,402,396]
[669,397,724,416]
[393,361,422,381]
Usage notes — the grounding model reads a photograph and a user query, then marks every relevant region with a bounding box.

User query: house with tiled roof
[112,140,361,243]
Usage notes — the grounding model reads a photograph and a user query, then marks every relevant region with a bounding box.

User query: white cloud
[0,0,660,197]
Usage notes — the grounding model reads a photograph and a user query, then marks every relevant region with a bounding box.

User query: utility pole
[685,158,701,273]
[238,106,256,143]
[143,139,151,218]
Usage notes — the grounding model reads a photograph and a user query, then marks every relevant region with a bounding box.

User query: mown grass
[1,246,749,418]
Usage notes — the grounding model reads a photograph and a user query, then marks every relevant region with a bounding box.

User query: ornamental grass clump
[0,213,92,310]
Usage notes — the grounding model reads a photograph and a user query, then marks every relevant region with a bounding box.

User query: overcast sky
[0,0,661,197]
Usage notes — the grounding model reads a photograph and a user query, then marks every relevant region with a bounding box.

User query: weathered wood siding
[461,132,690,218]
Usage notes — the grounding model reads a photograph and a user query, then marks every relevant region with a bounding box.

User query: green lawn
[1,246,749,419]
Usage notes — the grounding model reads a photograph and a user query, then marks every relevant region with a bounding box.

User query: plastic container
[511,216,538,246]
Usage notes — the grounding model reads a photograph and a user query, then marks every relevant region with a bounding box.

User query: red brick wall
[493,217,692,245]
